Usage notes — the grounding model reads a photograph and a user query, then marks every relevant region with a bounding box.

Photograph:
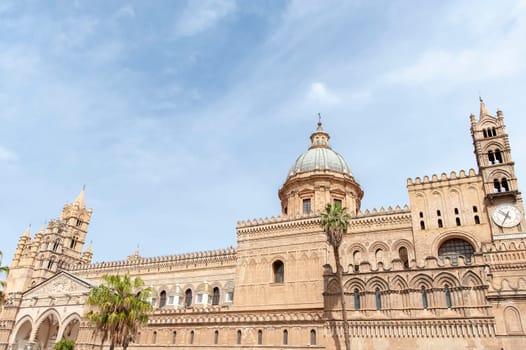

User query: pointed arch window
[421,287,428,309]
[445,285,452,308]
[52,240,60,251]
[502,177,510,192]
[184,289,193,307]
[273,260,284,283]
[488,150,495,164]
[212,287,220,305]
[375,287,382,310]
[495,149,503,163]
[354,289,361,310]
[398,246,409,269]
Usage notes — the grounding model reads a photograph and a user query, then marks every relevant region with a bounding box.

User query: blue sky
[1,0,526,266]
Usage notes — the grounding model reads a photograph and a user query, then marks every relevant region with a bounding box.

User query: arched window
[398,246,409,269]
[152,331,157,344]
[445,285,452,308]
[438,238,474,265]
[494,178,501,192]
[184,289,193,307]
[495,149,503,163]
[488,150,495,164]
[172,331,177,344]
[420,220,425,230]
[354,289,360,310]
[438,219,443,228]
[273,260,284,283]
[474,215,480,224]
[189,330,194,344]
[47,259,54,269]
[502,178,509,192]
[214,330,219,344]
[473,206,478,213]
[159,290,167,308]
[353,250,360,272]
[257,330,263,345]
[421,287,428,309]
[237,330,242,344]
[52,240,60,251]
[455,217,461,226]
[492,127,497,136]
[375,249,383,265]
[212,287,220,305]
[375,287,382,310]
[310,329,317,345]
[283,329,288,345]
[69,237,77,249]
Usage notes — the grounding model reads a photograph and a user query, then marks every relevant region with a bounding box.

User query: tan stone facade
[1,100,526,350]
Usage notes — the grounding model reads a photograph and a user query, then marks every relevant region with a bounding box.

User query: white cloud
[0,146,17,162]
[307,82,340,105]
[174,0,236,37]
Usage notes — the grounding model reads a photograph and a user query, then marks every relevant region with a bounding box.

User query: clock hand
[501,211,510,225]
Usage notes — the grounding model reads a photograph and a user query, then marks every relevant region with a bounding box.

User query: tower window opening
[310,329,317,345]
[354,289,361,310]
[353,250,360,272]
[488,150,495,164]
[184,289,192,307]
[257,330,263,345]
[492,127,497,136]
[69,237,77,249]
[76,219,82,227]
[303,198,311,214]
[494,178,501,192]
[375,288,382,310]
[273,260,284,283]
[456,217,461,226]
[419,211,424,218]
[399,246,409,269]
[212,287,220,305]
[159,290,167,308]
[420,220,425,230]
[52,240,60,252]
[283,330,288,345]
[437,210,441,216]
[473,206,478,213]
[283,206,287,215]
[47,259,54,269]
[502,178,509,192]
[483,129,488,138]
[495,149,503,163]
[474,215,480,224]
[454,208,459,215]
[438,219,443,228]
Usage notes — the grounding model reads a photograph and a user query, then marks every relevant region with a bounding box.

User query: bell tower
[5,188,93,293]
[470,98,525,236]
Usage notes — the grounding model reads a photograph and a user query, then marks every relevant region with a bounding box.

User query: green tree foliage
[53,339,75,350]
[86,274,152,350]
[0,251,9,305]
[320,203,352,350]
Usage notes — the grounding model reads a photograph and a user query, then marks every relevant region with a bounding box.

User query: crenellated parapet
[351,206,411,233]
[407,169,479,188]
[68,247,237,273]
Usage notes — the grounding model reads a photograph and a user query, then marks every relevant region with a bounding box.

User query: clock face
[492,204,522,228]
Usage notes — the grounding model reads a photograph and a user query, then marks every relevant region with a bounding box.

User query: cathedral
[1,99,526,350]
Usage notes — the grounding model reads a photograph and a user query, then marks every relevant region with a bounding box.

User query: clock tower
[471,98,526,236]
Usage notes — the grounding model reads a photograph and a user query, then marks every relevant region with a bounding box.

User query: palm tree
[0,250,9,306]
[86,274,152,350]
[320,203,352,350]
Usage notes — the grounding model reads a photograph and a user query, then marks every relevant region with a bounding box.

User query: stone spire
[22,225,31,238]
[309,113,331,149]
[74,185,86,208]
[479,97,490,119]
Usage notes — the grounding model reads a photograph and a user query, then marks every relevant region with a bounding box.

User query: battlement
[68,247,237,272]
[407,169,479,187]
